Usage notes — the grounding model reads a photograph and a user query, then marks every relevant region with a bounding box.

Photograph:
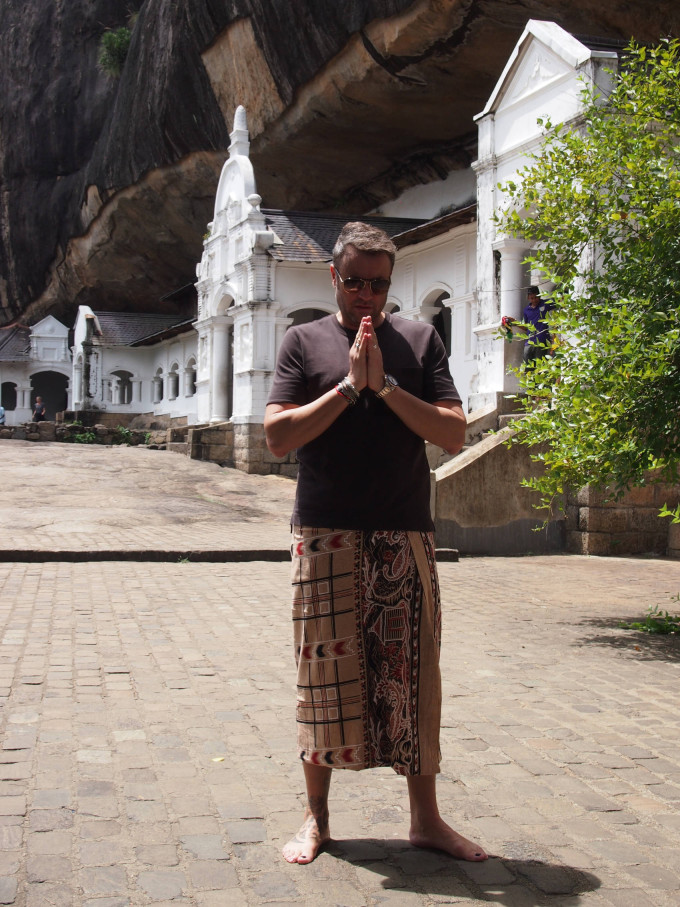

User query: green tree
[496,39,680,519]
[98,26,132,78]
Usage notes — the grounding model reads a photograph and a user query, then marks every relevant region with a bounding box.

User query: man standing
[32,396,47,422]
[264,222,487,865]
[520,286,556,367]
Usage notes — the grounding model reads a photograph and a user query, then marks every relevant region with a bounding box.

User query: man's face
[331,247,393,329]
[527,292,539,308]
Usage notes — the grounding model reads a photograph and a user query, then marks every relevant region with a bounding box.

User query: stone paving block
[26,854,71,882]
[224,820,267,843]
[25,881,76,906]
[600,889,659,907]
[79,840,128,866]
[0,879,17,906]
[0,855,19,877]
[187,860,238,890]
[216,800,264,820]
[134,844,179,866]
[78,797,120,819]
[28,809,74,831]
[79,819,122,840]
[0,796,26,816]
[31,789,71,809]
[180,835,229,860]
[82,900,129,907]
[194,893,245,907]
[0,826,22,849]
[624,864,680,890]
[136,870,187,900]
[79,866,128,897]
[27,830,71,854]
[247,870,302,902]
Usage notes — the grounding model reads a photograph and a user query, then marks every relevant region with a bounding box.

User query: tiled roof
[93,312,192,346]
[394,204,477,248]
[574,34,628,55]
[0,325,30,361]
[262,210,426,262]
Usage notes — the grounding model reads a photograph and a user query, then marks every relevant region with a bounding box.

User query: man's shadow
[326,838,601,904]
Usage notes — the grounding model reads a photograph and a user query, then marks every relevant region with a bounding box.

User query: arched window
[168,362,180,401]
[111,370,133,405]
[432,293,452,357]
[289,308,329,327]
[1,382,17,411]
[184,358,197,397]
[153,368,164,404]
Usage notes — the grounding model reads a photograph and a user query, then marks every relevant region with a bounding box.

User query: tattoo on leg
[307,795,329,832]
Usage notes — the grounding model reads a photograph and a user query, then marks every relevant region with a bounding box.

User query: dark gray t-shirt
[268,313,461,531]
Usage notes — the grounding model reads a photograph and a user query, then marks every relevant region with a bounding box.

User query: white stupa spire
[229,105,250,158]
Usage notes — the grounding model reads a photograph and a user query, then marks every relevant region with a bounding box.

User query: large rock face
[1,0,678,327]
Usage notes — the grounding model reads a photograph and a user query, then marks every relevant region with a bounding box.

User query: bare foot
[282,810,331,864]
[410,818,487,861]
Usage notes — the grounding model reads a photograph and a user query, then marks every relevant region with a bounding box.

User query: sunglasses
[335,273,391,295]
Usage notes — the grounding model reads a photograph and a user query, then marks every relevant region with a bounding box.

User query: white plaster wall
[375,169,476,220]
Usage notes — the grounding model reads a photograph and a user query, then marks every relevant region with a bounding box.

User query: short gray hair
[332,222,397,270]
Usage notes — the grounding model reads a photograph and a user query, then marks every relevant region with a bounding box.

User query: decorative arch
[30,370,69,420]
[110,369,134,405]
[216,293,236,318]
[287,306,334,327]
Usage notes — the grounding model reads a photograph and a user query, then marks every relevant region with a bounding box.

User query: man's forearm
[264,391,350,457]
[382,391,466,455]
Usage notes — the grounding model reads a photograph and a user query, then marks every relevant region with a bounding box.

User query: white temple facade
[60,21,619,472]
[0,315,72,424]
[471,20,618,409]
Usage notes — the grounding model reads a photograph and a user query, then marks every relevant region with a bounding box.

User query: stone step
[166,442,189,456]
[498,413,526,430]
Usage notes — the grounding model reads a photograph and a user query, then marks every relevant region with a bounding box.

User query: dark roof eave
[393,204,477,249]
[130,319,196,347]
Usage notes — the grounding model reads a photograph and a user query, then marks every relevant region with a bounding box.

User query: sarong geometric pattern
[291,527,442,775]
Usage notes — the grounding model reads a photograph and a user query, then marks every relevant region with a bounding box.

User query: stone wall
[434,430,566,556]
[233,423,297,477]
[566,483,680,557]
[187,422,234,468]
[0,421,148,445]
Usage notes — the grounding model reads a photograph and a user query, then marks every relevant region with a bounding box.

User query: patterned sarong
[291,527,442,775]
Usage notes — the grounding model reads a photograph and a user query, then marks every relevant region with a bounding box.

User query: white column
[152,377,162,405]
[498,239,527,322]
[73,365,83,407]
[168,373,178,401]
[183,367,194,397]
[132,380,142,403]
[210,318,231,422]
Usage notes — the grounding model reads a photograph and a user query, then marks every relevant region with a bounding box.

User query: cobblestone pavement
[1,443,680,905]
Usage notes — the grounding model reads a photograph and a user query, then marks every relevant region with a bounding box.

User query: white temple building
[59,21,621,472]
[0,315,72,424]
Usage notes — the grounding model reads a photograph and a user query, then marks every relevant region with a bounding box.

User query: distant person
[504,287,557,368]
[31,397,46,422]
[0,404,5,425]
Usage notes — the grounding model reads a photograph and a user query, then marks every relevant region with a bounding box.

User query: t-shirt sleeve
[267,327,307,406]
[423,329,462,404]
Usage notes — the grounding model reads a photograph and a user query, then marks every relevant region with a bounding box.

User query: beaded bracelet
[336,377,359,405]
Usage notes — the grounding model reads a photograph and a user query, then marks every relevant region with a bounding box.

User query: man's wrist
[336,377,360,405]
[375,374,398,399]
